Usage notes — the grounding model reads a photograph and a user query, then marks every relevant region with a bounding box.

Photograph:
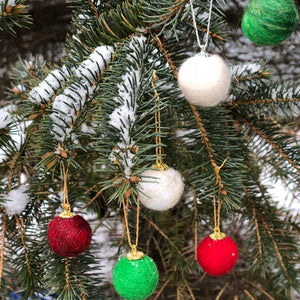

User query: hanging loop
[189,0,214,53]
[59,161,75,218]
[151,70,169,170]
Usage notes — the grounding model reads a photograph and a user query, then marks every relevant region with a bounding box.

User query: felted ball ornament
[178,53,231,107]
[139,165,184,211]
[242,0,299,46]
[47,212,92,257]
[113,250,159,300]
[197,230,238,276]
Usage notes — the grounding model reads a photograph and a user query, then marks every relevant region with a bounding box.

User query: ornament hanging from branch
[241,0,299,46]
[197,229,238,276]
[177,0,231,107]
[47,162,92,257]
[113,247,159,300]
[196,170,239,276]
[113,197,159,299]
[139,71,184,211]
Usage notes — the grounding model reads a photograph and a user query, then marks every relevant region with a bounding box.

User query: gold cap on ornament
[209,227,226,240]
[59,203,76,218]
[152,162,169,171]
[126,245,145,261]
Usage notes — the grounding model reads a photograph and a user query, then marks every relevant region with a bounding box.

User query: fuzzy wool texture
[242,0,299,45]
[139,168,184,211]
[2,185,28,216]
[113,255,159,300]
[47,215,92,257]
[178,54,231,107]
[197,235,238,276]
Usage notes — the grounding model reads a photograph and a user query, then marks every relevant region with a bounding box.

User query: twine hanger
[210,157,229,240]
[122,196,144,260]
[189,0,214,54]
[151,70,169,171]
[60,161,75,218]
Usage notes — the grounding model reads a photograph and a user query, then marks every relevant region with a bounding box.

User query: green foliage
[0,0,299,299]
[0,0,31,37]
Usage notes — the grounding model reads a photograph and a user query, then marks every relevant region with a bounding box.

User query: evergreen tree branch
[87,0,99,19]
[215,282,230,300]
[242,278,275,300]
[251,207,263,264]
[91,208,112,235]
[142,0,188,27]
[153,279,170,300]
[14,215,31,277]
[0,215,6,290]
[185,19,224,42]
[261,219,292,285]
[229,97,300,108]
[240,116,300,174]
[189,105,230,196]
[152,235,168,273]
[242,177,299,294]
[153,34,178,76]
[138,210,181,255]
[183,277,196,300]
[0,1,31,37]
[243,289,256,300]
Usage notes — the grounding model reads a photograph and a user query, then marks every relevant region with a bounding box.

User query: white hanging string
[189,0,214,54]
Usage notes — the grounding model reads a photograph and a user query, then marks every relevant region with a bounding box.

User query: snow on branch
[109,35,146,178]
[29,66,72,105]
[230,62,263,77]
[1,184,29,216]
[0,106,29,163]
[50,45,114,143]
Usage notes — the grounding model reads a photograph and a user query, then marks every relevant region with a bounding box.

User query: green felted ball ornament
[113,250,159,300]
[241,0,299,45]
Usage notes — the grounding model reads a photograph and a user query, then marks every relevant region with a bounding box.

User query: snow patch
[109,36,146,178]
[2,185,28,216]
[29,65,72,105]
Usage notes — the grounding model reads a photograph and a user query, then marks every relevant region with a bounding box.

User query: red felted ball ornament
[47,214,92,257]
[197,233,238,276]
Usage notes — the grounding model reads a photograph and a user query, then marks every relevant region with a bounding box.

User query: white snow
[50,46,114,142]
[0,106,30,163]
[2,185,28,216]
[176,128,199,145]
[29,65,72,104]
[109,36,146,178]
[14,84,26,94]
[261,171,300,215]
[230,62,262,77]
[81,123,96,134]
[0,110,11,129]
[0,121,27,163]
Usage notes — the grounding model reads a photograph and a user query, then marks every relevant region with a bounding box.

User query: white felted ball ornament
[178,53,231,107]
[139,167,184,211]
